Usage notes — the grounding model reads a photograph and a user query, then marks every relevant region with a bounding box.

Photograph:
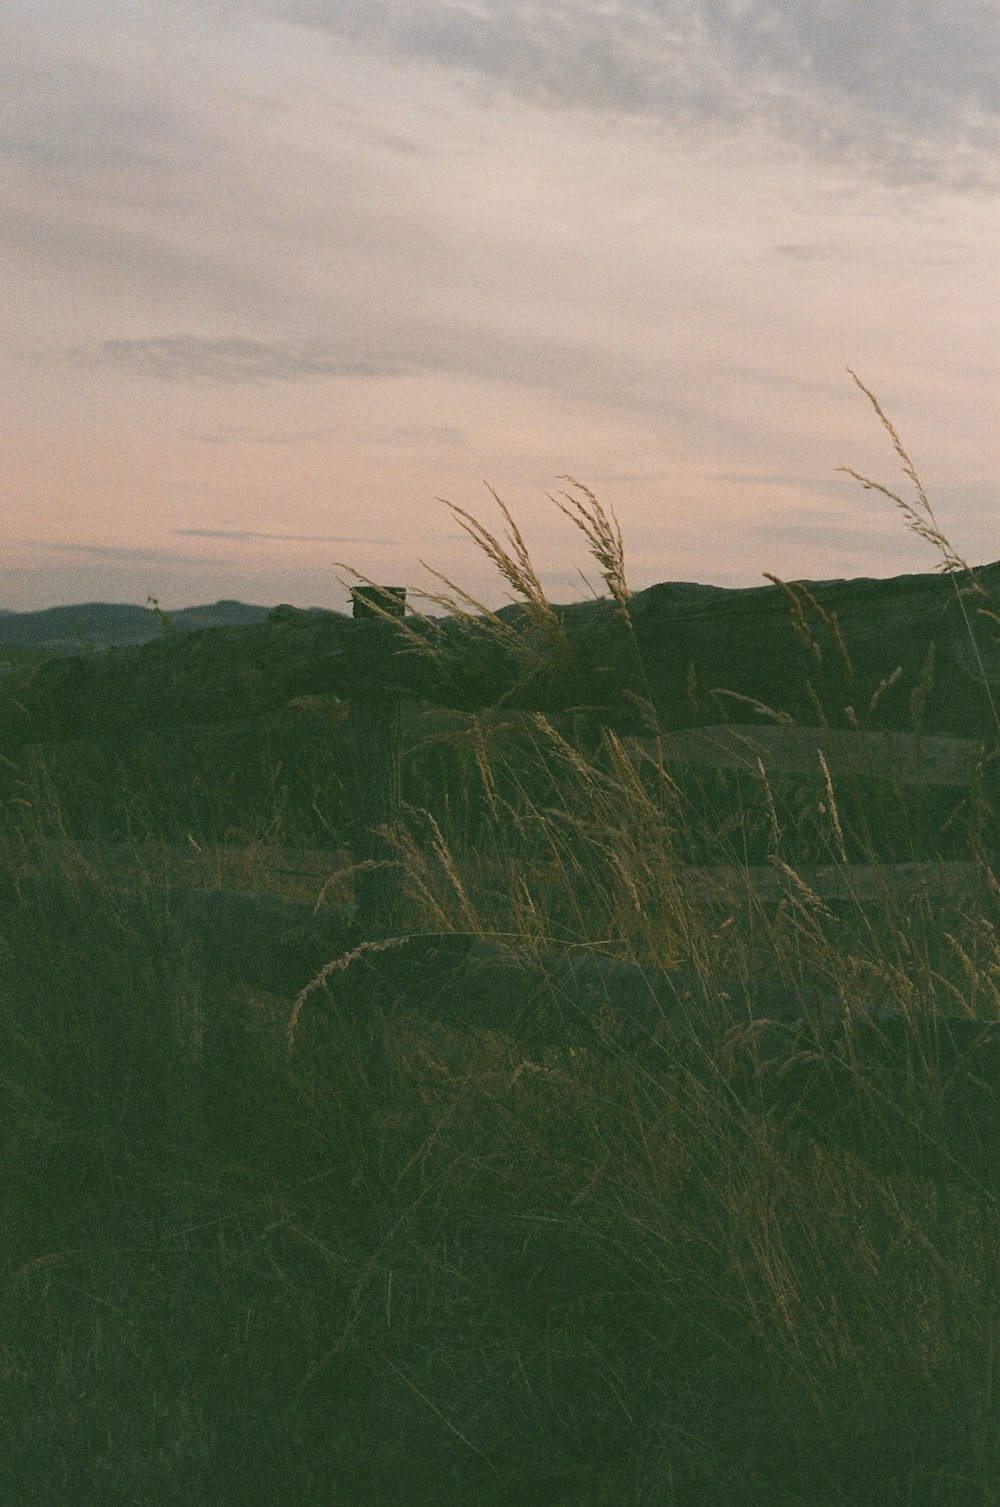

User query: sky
[3,0,998,612]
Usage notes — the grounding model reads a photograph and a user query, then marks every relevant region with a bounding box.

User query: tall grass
[2,409,1000,1504]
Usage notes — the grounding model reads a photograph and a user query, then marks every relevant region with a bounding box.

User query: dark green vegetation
[4,713,1000,1507]
[3,429,1000,1502]
[5,556,1000,751]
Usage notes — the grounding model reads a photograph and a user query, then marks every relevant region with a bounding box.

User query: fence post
[350,586,407,931]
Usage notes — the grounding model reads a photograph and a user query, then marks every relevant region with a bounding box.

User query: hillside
[3,562,1000,746]
[0,599,273,657]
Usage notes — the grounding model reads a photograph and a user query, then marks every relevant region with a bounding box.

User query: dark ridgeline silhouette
[5,561,1000,741]
[0,599,275,655]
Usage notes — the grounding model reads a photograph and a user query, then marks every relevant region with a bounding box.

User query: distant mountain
[0,600,277,657]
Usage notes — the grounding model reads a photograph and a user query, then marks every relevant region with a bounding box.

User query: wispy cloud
[601,473,656,484]
[769,243,863,265]
[175,528,395,544]
[270,0,1000,190]
[387,425,466,445]
[713,473,855,493]
[21,540,217,566]
[754,517,917,563]
[93,324,702,429]
[323,96,441,157]
[187,425,339,446]
[100,336,409,383]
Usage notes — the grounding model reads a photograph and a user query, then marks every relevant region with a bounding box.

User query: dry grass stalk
[440,487,562,639]
[286,934,408,1048]
[840,370,1000,740]
[548,477,631,611]
[839,370,969,575]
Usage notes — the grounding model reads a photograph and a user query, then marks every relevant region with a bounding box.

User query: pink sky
[4,0,998,611]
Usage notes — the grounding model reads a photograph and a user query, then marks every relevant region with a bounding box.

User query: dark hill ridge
[2,561,1000,743]
[0,599,281,656]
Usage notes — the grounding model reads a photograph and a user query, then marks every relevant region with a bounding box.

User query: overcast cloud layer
[276,0,1000,189]
[2,0,998,610]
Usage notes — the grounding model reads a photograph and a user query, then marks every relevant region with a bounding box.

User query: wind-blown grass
[2,392,999,1504]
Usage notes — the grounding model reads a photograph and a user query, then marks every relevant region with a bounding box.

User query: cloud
[99,336,409,383]
[2,13,456,333]
[187,425,339,445]
[92,324,696,432]
[175,528,395,544]
[387,425,466,445]
[268,0,1000,190]
[752,512,917,562]
[713,473,855,493]
[743,486,1000,576]
[21,539,218,566]
[190,423,467,446]
[324,97,439,158]
[769,243,862,265]
[537,570,592,591]
[2,32,207,182]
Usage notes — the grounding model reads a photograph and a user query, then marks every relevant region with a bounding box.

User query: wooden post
[350,586,407,931]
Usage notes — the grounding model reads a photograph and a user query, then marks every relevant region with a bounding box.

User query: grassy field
[3,426,1000,1504]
